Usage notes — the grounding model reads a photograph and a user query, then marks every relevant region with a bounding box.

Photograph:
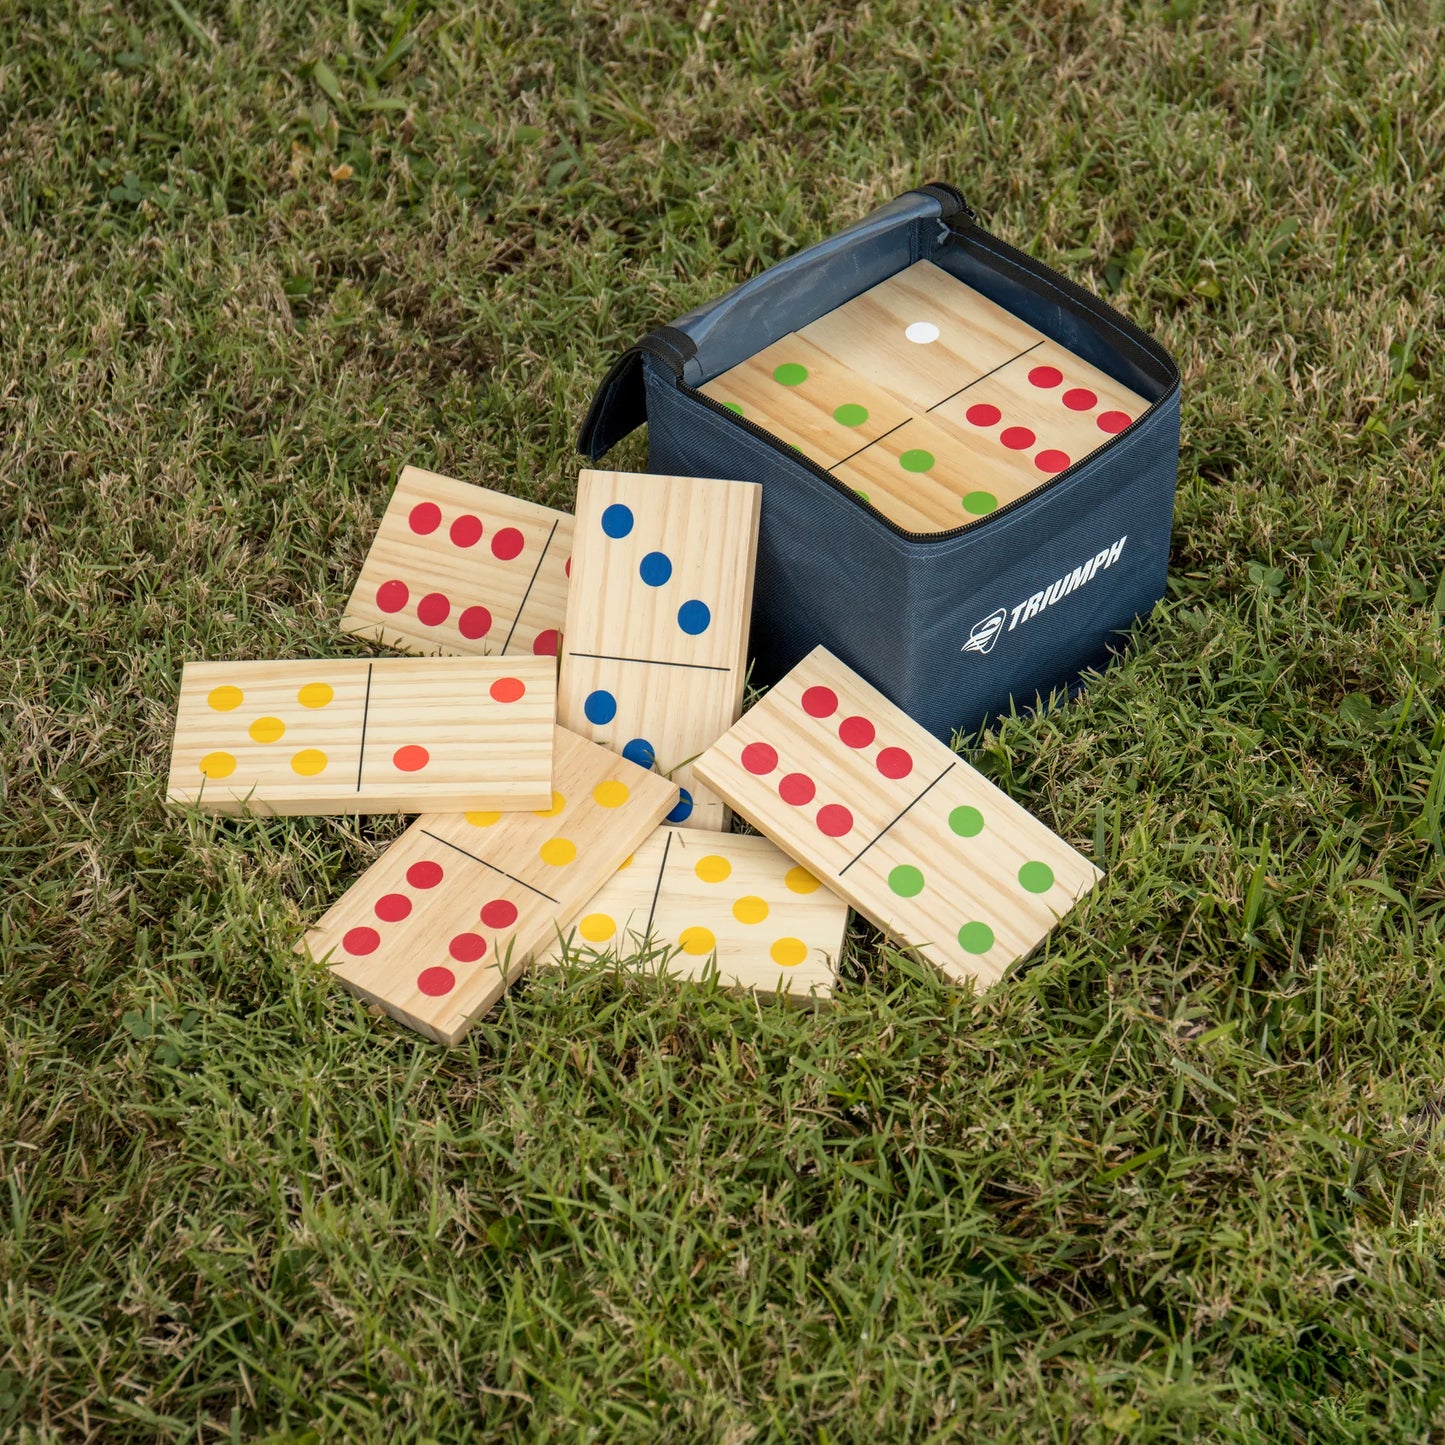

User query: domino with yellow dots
[300,727,680,1044]
[539,826,847,1001]
[166,656,554,815]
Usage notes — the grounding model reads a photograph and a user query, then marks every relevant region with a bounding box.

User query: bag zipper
[677,217,1180,546]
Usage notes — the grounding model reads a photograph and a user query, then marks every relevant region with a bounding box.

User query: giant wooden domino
[694,647,1101,988]
[539,826,847,1001]
[699,260,1148,533]
[167,657,554,815]
[341,466,573,658]
[300,727,679,1044]
[557,469,761,832]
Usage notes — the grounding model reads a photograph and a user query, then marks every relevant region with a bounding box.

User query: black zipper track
[679,218,1181,546]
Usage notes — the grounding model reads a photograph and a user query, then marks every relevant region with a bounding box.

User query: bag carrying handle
[576,182,971,460]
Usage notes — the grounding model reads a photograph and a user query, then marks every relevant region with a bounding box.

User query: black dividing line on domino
[838,762,956,876]
[925,340,1044,413]
[501,518,559,655]
[355,662,374,790]
[643,827,674,938]
[420,830,560,903]
[567,651,732,674]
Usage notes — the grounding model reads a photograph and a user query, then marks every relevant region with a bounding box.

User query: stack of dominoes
[167,458,1101,1046]
[699,259,1148,533]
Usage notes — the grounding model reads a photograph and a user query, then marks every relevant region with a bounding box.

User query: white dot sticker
[905,321,940,344]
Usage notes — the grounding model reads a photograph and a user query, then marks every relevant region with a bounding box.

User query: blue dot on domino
[639,551,673,587]
[584,689,617,725]
[667,788,693,823]
[622,737,655,769]
[601,504,634,539]
[677,599,711,635]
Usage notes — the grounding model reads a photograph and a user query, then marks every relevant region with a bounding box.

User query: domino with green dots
[694,646,1103,990]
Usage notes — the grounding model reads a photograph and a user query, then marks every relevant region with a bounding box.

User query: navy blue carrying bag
[578,183,1181,742]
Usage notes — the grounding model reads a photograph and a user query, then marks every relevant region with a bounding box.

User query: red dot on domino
[343,926,380,956]
[1000,426,1036,450]
[417,592,450,627]
[1062,388,1096,411]
[876,746,913,780]
[779,772,816,806]
[816,804,853,837]
[407,860,444,889]
[801,686,838,719]
[838,715,875,749]
[1097,411,1132,433]
[481,898,519,929]
[1034,450,1071,473]
[449,932,487,963]
[417,965,455,996]
[741,741,778,775]
[1029,365,1063,388]
[374,893,412,923]
[376,579,409,614]
[965,403,1002,428]
[459,605,492,640]
[408,502,441,535]
[450,514,483,548]
[532,628,559,656]
[491,527,524,560]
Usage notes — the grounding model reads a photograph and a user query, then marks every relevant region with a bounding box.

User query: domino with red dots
[299,727,680,1045]
[538,826,847,1001]
[166,657,554,815]
[557,469,762,833]
[341,467,574,659]
[694,647,1102,989]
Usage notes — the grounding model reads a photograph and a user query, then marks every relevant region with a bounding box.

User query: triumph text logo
[960,535,1128,656]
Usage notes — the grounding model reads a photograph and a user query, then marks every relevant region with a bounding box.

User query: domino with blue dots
[557,469,762,831]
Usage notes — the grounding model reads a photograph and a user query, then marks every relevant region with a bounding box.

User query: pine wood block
[698,333,913,467]
[167,657,554,815]
[693,647,1101,989]
[538,826,846,1001]
[341,466,574,659]
[929,338,1149,499]
[300,727,679,1044]
[557,469,761,833]
[798,260,1044,411]
[828,413,1042,533]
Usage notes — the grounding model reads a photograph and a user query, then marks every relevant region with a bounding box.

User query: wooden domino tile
[694,647,1102,989]
[798,260,1044,411]
[538,826,846,1001]
[698,334,913,467]
[827,411,1045,532]
[929,338,1148,501]
[167,657,554,815]
[341,466,574,659]
[557,469,761,833]
[300,727,679,1045]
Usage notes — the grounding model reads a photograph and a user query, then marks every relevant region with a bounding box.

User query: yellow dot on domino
[534,791,566,818]
[298,682,334,709]
[784,866,821,895]
[540,837,576,866]
[291,748,328,776]
[466,810,501,828]
[695,855,731,884]
[578,913,616,943]
[592,780,629,808]
[732,895,769,925]
[249,715,285,744]
[207,685,243,711]
[679,926,716,957]
[770,937,807,967]
[199,751,236,779]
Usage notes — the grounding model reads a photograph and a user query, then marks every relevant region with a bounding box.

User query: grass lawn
[4,1,1445,1439]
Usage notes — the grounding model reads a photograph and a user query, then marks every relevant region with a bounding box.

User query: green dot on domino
[1018,861,1055,894]
[948,805,984,837]
[722,401,743,415]
[958,921,995,954]
[899,449,934,473]
[833,402,869,427]
[773,362,808,386]
[962,491,998,515]
[852,489,870,503]
[888,864,924,898]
